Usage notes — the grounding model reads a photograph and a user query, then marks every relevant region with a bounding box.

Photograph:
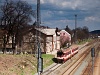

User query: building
[19,27,60,54]
[37,28,60,53]
[0,25,60,54]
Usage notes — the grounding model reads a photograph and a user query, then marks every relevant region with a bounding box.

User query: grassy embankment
[0,54,55,75]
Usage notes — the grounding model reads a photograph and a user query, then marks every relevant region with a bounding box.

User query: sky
[0,0,100,31]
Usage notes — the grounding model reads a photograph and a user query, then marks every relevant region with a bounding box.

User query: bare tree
[75,26,89,42]
[65,25,72,35]
[82,26,89,39]
[0,0,35,54]
[76,27,85,40]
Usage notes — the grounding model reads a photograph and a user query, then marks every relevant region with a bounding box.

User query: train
[56,29,79,63]
[57,46,78,63]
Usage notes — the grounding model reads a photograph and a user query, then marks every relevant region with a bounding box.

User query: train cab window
[60,33,62,35]
[57,51,63,57]
[63,33,65,35]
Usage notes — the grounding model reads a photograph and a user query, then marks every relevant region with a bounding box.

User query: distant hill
[90,30,100,35]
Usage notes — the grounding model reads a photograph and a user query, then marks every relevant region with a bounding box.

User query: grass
[77,39,92,45]
[0,53,55,75]
[42,54,55,68]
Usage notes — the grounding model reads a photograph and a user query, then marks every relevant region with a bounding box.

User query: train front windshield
[57,51,64,57]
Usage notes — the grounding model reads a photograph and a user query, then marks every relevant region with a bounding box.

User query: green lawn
[42,54,55,68]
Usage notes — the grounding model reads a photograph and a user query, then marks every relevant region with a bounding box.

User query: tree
[76,27,85,40]
[72,26,89,43]
[65,25,72,35]
[74,26,89,43]
[0,0,35,54]
[82,26,89,39]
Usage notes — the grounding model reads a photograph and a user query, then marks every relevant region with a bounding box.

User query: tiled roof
[36,28,56,35]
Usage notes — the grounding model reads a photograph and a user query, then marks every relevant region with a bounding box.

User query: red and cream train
[56,29,79,63]
[57,46,78,63]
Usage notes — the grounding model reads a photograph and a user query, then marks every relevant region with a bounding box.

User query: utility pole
[75,14,77,44]
[37,0,43,75]
[37,0,40,25]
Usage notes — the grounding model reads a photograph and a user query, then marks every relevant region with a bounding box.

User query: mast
[75,14,77,44]
[37,0,43,75]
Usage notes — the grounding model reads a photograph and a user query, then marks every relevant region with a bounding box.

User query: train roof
[60,44,78,53]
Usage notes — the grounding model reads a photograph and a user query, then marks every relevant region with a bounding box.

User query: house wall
[16,29,60,54]
[53,34,60,50]
[46,34,60,53]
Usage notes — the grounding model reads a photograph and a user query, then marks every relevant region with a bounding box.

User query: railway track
[62,46,93,75]
[42,41,98,75]
[44,44,92,75]
[41,39,99,75]
[62,40,99,75]
[81,41,100,75]
[41,63,62,75]
[42,45,90,75]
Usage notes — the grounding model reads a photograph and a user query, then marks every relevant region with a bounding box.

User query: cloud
[21,0,37,4]
[42,0,99,31]
[41,10,54,20]
[85,16,95,22]
[40,0,99,10]
[19,0,100,10]
[0,0,100,31]
[85,16,100,22]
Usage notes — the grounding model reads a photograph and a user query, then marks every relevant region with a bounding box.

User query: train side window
[67,51,70,55]
[65,52,68,55]
[64,53,66,55]
[69,51,71,54]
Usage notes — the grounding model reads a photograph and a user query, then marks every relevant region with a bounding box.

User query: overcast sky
[0,0,100,31]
